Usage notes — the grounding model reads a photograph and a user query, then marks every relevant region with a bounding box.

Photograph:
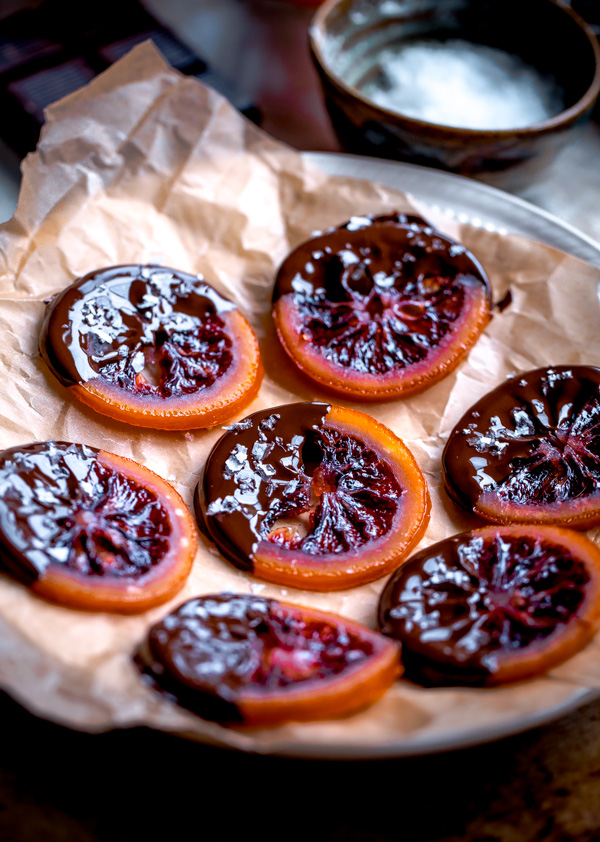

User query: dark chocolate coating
[378,529,590,686]
[195,401,404,574]
[137,594,270,722]
[331,211,430,232]
[273,215,490,376]
[40,264,237,396]
[136,592,375,723]
[0,441,170,585]
[443,366,600,516]
[274,217,489,302]
[195,402,331,571]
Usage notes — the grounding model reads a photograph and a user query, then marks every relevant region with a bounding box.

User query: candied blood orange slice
[40,265,263,430]
[273,215,491,400]
[195,402,430,590]
[136,593,401,725]
[378,525,600,686]
[0,441,197,612]
[443,366,600,527]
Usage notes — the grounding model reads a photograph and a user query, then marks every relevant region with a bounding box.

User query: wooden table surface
[1,3,600,840]
[1,684,600,842]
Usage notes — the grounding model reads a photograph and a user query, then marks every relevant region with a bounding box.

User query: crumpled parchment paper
[1,42,600,758]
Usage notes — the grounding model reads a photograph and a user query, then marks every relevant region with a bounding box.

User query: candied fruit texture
[443,366,600,527]
[262,425,400,556]
[40,266,263,430]
[74,308,263,430]
[258,407,431,588]
[198,403,430,590]
[139,594,401,726]
[0,442,197,612]
[99,313,234,397]
[273,224,491,400]
[378,525,600,686]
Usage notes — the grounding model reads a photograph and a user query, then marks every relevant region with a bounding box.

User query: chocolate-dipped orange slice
[273,215,491,400]
[443,366,600,526]
[40,265,263,429]
[195,402,430,590]
[378,525,600,686]
[0,441,197,612]
[136,593,401,726]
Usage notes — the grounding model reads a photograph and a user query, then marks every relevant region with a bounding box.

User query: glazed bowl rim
[309,0,600,139]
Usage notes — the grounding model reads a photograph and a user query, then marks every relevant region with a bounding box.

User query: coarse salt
[359,39,562,130]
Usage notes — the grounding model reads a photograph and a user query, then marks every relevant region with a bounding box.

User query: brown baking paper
[1,42,600,758]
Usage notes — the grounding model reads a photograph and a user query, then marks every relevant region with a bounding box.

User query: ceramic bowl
[309,0,600,189]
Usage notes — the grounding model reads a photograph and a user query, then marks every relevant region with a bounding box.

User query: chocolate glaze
[495,289,513,312]
[443,366,600,515]
[136,593,375,723]
[40,265,237,398]
[331,211,430,232]
[0,441,171,585]
[273,215,490,376]
[195,402,402,573]
[196,403,330,570]
[378,529,590,686]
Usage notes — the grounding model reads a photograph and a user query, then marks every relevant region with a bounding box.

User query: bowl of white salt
[309,0,600,189]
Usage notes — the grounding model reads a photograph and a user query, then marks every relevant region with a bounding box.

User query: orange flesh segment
[31,451,197,613]
[70,312,263,430]
[273,268,491,401]
[238,629,401,726]
[251,404,431,590]
[379,524,600,686]
[141,594,401,727]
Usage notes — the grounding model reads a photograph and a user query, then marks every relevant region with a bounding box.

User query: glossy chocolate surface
[196,402,402,572]
[443,366,600,515]
[378,529,590,686]
[40,264,237,398]
[332,211,430,232]
[0,441,171,584]
[137,593,375,722]
[273,215,490,376]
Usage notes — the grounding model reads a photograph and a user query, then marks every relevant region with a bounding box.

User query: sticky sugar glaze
[378,529,591,686]
[138,594,377,722]
[443,366,600,519]
[0,441,171,584]
[196,402,402,569]
[40,265,237,398]
[273,214,490,376]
